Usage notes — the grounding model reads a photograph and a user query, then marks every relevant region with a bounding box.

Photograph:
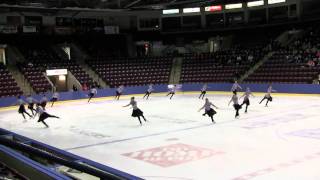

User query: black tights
[167,92,174,99]
[88,95,94,102]
[199,92,206,99]
[51,100,56,107]
[38,114,59,128]
[202,112,215,123]
[28,107,36,116]
[137,115,147,125]
[259,97,270,106]
[143,92,151,99]
[235,109,240,117]
[21,111,32,120]
[241,102,249,112]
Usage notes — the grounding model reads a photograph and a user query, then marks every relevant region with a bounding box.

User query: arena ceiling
[0,0,250,10]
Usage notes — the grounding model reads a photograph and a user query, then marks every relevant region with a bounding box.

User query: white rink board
[1,93,320,180]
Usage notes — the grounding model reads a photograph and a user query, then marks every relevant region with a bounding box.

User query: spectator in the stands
[82,83,88,91]
[73,85,78,92]
[316,51,320,59]
[307,60,315,67]
[248,54,254,63]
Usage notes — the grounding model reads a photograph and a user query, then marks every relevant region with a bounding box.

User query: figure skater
[199,84,208,99]
[123,97,147,126]
[143,84,154,100]
[240,87,254,113]
[198,98,218,124]
[35,103,59,128]
[50,92,59,107]
[26,95,37,116]
[231,81,242,94]
[40,94,48,110]
[228,91,242,118]
[16,96,32,121]
[166,85,177,100]
[88,86,97,103]
[115,85,124,100]
[259,85,276,107]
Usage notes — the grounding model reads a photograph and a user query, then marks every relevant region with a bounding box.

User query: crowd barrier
[0,83,319,108]
[0,128,143,180]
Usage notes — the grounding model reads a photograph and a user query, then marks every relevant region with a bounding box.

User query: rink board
[1,93,320,179]
[0,83,319,108]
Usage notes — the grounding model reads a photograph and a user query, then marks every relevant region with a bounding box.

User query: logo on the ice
[122,143,224,167]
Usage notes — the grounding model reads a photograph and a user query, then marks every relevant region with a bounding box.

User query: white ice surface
[1,93,320,180]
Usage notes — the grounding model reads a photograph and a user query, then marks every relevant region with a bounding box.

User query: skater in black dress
[228,91,242,118]
[115,85,124,100]
[16,96,32,121]
[40,94,48,110]
[231,81,242,94]
[50,92,59,107]
[198,98,218,123]
[35,103,59,128]
[240,87,254,113]
[88,87,97,103]
[259,85,276,107]
[123,97,147,126]
[166,85,177,100]
[26,95,37,116]
[199,84,208,99]
[143,84,154,100]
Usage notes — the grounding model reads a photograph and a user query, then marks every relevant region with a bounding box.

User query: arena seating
[245,28,320,84]
[19,64,52,93]
[180,46,266,83]
[87,57,172,87]
[0,64,22,98]
[245,51,320,84]
[17,46,96,93]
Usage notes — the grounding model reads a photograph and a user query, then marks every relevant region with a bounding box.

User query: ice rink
[1,92,320,180]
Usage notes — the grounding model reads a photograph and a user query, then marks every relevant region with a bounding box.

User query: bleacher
[0,64,23,98]
[87,56,173,87]
[17,45,96,93]
[180,46,266,83]
[246,27,320,84]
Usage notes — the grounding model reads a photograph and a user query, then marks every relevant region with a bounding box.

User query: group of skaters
[16,93,60,128]
[15,82,276,127]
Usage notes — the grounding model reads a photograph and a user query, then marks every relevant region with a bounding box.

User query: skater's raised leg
[259,97,267,104]
[141,115,147,122]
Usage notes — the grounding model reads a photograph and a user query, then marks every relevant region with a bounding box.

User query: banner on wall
[104,26,119,34]
[168,84,183,91]
[46,69,68,76]
[0,25,17,34]
[23,26,37,33]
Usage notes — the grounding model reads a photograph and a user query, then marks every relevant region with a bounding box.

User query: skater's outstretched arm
[239,94,245,100]
[228,98,233,106]
[123,103,130,107]
[211,103,218,109]
[198,105,205,112]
